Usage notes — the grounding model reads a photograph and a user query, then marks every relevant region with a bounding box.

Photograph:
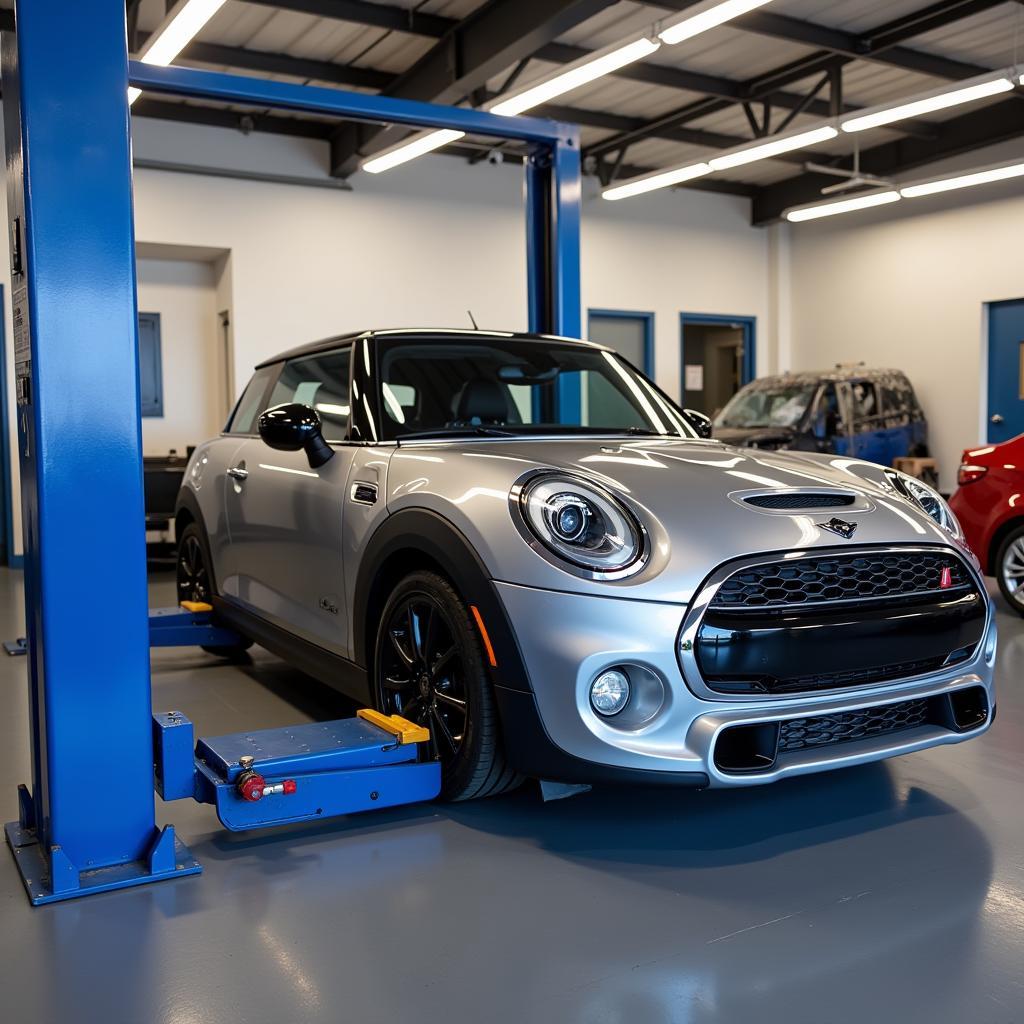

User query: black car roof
[742,366,912,389]
[255,328,609,369]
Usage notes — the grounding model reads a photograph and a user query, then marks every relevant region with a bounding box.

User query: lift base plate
[5,821,201,906]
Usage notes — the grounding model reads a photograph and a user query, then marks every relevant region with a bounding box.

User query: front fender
[351,508,533,694]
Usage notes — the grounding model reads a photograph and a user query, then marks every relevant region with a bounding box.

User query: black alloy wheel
[176,522,252,657]
[375,571,520,801]
[177,529,210,605]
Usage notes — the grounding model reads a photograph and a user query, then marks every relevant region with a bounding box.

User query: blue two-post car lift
[2,0,583,905]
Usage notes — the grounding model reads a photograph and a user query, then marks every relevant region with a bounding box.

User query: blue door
[988,299,1024,444]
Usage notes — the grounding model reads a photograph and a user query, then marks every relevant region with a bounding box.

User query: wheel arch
[353,508,532,695]
[174,487,220,594]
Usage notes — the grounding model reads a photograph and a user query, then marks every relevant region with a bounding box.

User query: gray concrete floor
[0,566,1022,1023]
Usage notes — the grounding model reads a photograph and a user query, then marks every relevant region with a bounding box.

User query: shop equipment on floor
[2,0,581,905]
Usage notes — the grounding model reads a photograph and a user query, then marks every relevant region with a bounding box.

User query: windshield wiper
[396,426,518,441]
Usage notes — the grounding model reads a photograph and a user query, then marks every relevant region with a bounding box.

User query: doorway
[587,309,654,375]
[680,313,755,416]
[986,299,1024,444]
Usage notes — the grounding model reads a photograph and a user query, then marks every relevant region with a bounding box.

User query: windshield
[714,383,816,429]
[375,338,697,441]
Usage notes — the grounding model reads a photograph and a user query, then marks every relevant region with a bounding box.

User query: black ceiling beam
[132,97,336,139]
[242,0,455,38]
[183,42,393,90]
[643,0,1005,80]
[533,101,806,165]
[584,0,997,165]
[328,0,616,177]
[751,95,1024,224]
[726,10,989,81]
[135,34,396,91]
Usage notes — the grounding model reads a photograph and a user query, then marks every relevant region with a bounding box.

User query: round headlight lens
[520,474,643,574]
[590,669,630,716]
[900,474,963,539]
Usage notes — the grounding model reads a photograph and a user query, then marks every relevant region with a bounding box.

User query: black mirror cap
[258,403,334,468]
[684,409,713,439]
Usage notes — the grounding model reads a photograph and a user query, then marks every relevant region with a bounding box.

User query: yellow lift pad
[180,600,214,613]
[357,708,430,745]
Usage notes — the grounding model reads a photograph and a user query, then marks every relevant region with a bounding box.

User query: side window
[227,366,276,435]
[849,380,880,432]
[880,380,910,426]
[812,384,841,437]
[267,349,352,442]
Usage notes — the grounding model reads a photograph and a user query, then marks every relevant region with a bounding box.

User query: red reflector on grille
[940,566,953,589]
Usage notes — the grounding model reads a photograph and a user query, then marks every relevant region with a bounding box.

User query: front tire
[374,571,520,801]
[996,524,1024,617]
[176,522,253,657]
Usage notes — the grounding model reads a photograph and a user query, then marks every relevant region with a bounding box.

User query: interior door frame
[679,312,757,402]
[587,308,655,376]
[0,284,15,567]
[984,298,1024,444]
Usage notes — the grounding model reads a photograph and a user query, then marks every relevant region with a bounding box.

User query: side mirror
[258,403,334,469]
[684,409,713,439]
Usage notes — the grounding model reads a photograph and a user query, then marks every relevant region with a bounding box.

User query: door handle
[991,414,1004,425]
[227,466,249,480]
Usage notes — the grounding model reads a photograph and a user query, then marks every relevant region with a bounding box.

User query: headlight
[518,473,644,576]
[892,471,963,539]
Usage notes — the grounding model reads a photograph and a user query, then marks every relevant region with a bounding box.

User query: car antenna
[467,310,479,330]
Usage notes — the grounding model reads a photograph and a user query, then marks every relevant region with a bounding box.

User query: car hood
[385,437,966,603]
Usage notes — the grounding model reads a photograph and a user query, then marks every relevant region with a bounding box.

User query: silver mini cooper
[176,329,996,799]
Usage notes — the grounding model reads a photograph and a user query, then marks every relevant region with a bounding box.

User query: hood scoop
[744,492,856,510]
[733,489,871,515]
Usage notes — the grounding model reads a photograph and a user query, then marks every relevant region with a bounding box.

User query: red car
[950,434,1024,614]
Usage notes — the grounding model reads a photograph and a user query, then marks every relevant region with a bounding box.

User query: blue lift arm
[4,0,583,905]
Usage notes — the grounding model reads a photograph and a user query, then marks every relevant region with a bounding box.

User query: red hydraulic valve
[236,756,297,802]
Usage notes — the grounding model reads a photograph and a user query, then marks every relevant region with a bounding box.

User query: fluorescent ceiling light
[840,73,1014,133]
[659,0,777,45]
[786,190,901,222]
[489,37,661,117]
[129,0,228,105]
[709,125,838,170]
[602,162,710,200]
[361,129,466,174]
[900,160,1024,198]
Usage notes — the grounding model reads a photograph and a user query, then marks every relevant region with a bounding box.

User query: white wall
[128,118,776,408]
[788,143,1024,489]
[0,115,786,558]
[136,257,226,455]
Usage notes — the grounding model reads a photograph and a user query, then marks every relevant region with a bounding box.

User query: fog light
[590,669,630,716]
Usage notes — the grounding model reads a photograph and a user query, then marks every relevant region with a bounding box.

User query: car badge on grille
[817,517,858,539]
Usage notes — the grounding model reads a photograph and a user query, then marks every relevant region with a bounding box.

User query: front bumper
[493,581,996,787]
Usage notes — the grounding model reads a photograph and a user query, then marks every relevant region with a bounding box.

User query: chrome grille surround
[677,545,989,703]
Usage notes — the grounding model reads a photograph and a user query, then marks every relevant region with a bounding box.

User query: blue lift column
[2,0,199,903]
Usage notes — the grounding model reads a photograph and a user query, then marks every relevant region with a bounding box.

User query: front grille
[689,547,986,698]
[778,698,930,753]
[744,493,855,510]
[711,550,970,611]
[714,652,973,696]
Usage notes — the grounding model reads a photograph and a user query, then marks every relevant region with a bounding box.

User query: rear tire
[995,523,1024,617]
[176,522,254,658]
[374,571,521,801]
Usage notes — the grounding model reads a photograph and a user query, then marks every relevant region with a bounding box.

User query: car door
[221,347,357,654]
[848,379,889,465]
